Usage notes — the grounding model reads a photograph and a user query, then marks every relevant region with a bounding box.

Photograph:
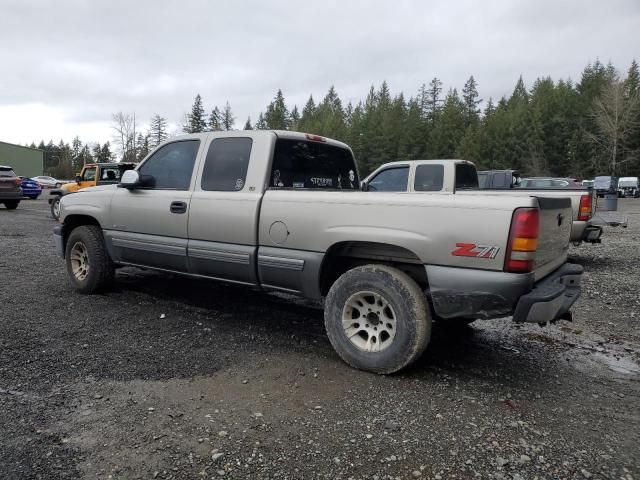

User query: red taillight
[12,177,22,186]
[305,133,326,142]
[578,194,592,221]
[504,208,540,273]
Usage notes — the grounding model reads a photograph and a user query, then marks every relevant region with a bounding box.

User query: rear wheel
[50,196,61,219]
[324,264,431,374]
[65,225,114,294]
[3,200,19,210]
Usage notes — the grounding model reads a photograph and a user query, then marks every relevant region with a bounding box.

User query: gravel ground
[1,196,639,480]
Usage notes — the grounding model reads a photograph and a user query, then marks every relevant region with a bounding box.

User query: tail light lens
[578,194,592,221]
[12,177,22,186]
[504,208,539,273]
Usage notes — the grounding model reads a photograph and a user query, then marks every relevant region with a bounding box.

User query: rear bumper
[582,224,603,243]
[512,263,583,323]
[0,191,23,200]
[426,262,583,323]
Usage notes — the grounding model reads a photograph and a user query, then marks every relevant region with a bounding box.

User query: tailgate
[534,197,572,280]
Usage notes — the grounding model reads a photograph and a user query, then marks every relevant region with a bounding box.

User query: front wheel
[324,265,431,374]
[65,225,114,294]
[50,196,61,219]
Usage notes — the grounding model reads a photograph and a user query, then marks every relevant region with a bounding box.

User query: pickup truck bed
[53,131,583,374]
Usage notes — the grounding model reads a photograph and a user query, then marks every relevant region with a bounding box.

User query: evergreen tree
[264,89,289,129]
[221,101,235,130]
[136,133,150,160]
[314,86,346,140]
[185,94,207,133]
[426,77,443,121]
[243,117,253,130]
[149,114,168,147]
[208,106,223,131]
[625,59,640,96]
[99,142,113,163]
[255,112,267,130]
[71,136,83,172]
[299,95,317,132]
[290,105,301,131]
[462,75,482,127]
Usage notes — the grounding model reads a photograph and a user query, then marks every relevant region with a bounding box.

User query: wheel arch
[62,215,102,252]
[319,241,428,297]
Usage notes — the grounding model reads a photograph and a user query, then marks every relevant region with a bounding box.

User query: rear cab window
[270,138,359,190]
[454,163,479,189]
[0,167,17,177]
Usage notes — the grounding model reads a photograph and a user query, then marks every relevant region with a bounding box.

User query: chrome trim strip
[111,237,186,256]
[188,247,251,265]
[257,255,305,271]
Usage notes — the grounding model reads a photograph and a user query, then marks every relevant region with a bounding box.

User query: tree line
[33,58,639,179]
[182,59,640,178]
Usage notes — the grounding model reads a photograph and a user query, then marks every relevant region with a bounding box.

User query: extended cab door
[187,133,271,284]
[105,139,203,272]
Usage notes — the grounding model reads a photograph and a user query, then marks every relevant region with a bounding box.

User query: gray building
[0,141,44,177]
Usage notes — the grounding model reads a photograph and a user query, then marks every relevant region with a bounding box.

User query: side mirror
[75,175,81,183]
[119,170,141,189]
[360,180,369,191]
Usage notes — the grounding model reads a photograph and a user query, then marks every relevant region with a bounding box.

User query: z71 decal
[452,243,500,259]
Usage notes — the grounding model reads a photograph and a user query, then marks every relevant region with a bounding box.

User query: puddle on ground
[568,350,640,379]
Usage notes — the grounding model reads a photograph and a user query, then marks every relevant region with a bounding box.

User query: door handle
[170,201,187,214]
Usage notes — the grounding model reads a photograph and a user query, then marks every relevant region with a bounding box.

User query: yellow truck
[49,162,137,219]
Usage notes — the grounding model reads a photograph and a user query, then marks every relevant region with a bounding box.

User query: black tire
[4,200,19,210]
[50,196,61,219]
[324,264,431,374]
[28,195,39,200]
[65,225,114,294]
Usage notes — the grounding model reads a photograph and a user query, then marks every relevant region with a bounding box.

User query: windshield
[0,168,16,177]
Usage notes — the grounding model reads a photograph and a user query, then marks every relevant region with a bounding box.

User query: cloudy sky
[1,0,638,147]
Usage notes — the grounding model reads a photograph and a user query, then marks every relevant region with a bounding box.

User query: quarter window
[138,140,200,190]
[368,167,409,192]
[201,138,252,191]
[414,164,444,191]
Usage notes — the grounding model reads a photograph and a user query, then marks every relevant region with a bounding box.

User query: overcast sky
[1,0,638,147]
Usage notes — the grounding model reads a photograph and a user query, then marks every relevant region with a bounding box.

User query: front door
[105,139,203,272]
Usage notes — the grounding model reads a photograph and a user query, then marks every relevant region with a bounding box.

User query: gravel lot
[1,196,639,480]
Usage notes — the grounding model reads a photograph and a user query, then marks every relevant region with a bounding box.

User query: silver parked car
[31,176,63,188]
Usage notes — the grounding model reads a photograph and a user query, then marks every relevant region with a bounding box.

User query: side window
[414,164,444,191]
[138,140,200,190]
[368,167,409,192]
[100,166,120,181]
[454,163,478,189]
[201,138,252,191]
[82,167,96,181]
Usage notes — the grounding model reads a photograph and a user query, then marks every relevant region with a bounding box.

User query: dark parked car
[19,177,43,199]
[0,165,23,209]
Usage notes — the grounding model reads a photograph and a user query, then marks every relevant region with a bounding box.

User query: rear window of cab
[270,139,359,190]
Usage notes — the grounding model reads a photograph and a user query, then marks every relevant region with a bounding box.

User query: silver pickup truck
[54,131,583,373]
[367,161,602,244]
